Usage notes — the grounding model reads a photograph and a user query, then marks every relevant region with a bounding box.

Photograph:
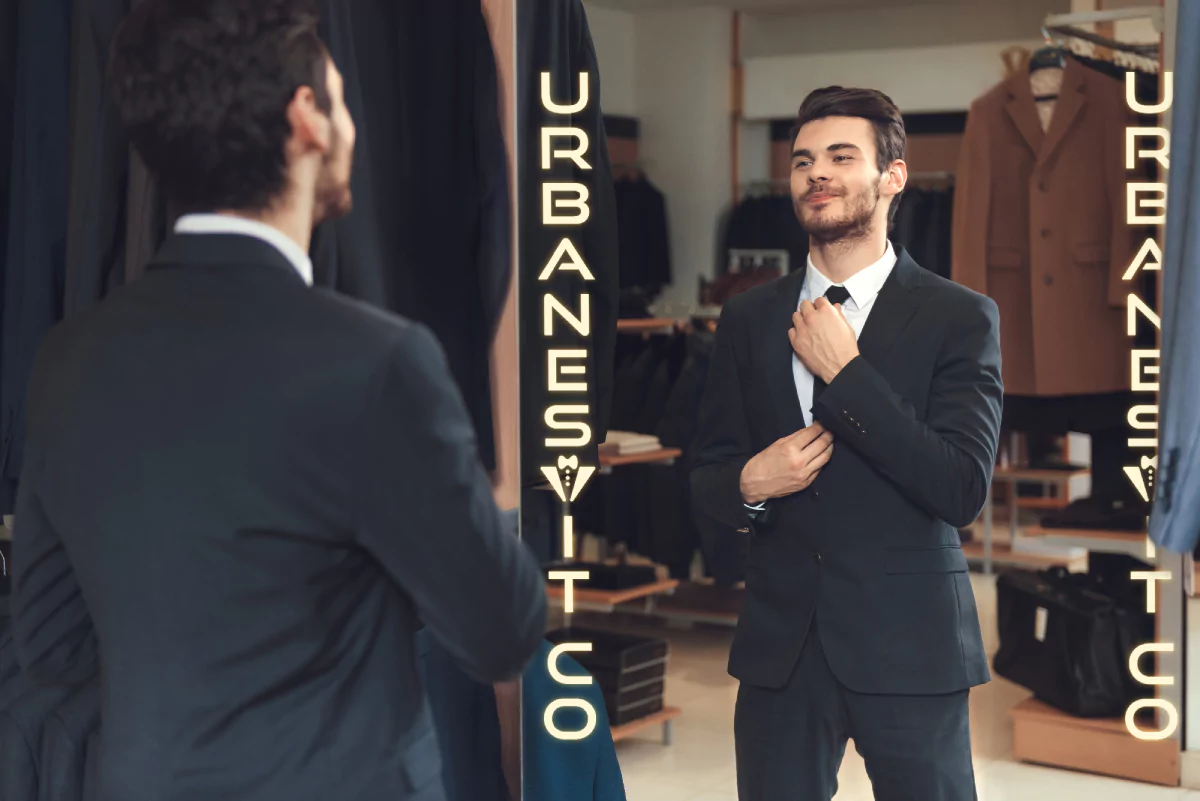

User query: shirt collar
[803,240,897,311]
[173,213,314,286]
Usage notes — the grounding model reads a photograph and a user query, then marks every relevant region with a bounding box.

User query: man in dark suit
[9,2,547,800]
[692,86,1003,800]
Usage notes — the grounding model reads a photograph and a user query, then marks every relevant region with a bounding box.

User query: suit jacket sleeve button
[813,552,823,564]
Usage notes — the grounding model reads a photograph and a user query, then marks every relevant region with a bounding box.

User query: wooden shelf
[1011,697,1179,786]
[617,318,678,334]
[546,578,680,607]
[993,466,1089,483]
[611,705,682,743]
[599,448,682,468]
[961,541,1080,570]
[1023,525,1146,543]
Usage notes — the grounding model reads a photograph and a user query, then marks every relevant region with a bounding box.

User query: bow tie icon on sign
[541,455,596,504]
[1124,454,1158,503]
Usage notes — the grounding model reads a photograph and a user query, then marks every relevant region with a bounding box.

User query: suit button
[813,490,821,498]
[813,552,823,565]
[1040,228,1051,238]
[1044,273,1054,285]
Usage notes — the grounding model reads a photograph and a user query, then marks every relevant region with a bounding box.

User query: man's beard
[313,134,354,226]
[794,178,880,244]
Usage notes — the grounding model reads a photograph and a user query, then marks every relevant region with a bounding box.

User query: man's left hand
[789,297,860,384]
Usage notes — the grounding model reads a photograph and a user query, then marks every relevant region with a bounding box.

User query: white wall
[743,39,1046,119]
[633,8,732,304]
[583,3,637,117]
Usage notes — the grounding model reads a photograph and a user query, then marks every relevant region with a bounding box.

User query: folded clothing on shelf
[546,626,669,726]
[601,430,662,456]
[1039,495,1149,532]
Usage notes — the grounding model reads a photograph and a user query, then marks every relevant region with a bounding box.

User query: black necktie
[812,285,851,406]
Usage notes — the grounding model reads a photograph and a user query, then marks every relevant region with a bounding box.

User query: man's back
[13,234,546,801]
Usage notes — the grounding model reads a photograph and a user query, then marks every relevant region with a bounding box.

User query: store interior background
[549,0,1200,798]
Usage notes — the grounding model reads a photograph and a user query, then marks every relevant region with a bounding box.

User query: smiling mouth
[807,192,837,203]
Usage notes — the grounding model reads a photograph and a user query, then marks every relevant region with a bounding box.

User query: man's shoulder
[916,268,998,322]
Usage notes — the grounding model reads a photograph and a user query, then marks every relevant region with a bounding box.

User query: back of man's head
[109,0,331,216]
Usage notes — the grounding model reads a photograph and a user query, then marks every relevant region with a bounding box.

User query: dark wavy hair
[108,0,332,214]
[790,86,907,226]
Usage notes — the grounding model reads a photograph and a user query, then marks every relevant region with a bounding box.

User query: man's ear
[885,159,908,196]
[285,85,330,155]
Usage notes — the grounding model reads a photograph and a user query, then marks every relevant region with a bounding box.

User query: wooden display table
[546,579,681,612]
[616,318,678,335]
[1011,697,1179,786]
[611,705,682,745]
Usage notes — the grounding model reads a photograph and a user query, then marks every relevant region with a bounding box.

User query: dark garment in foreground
[9,233,546,801]
[735,620,976,801]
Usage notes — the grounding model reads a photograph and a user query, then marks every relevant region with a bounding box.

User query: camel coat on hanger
[951,55,1149,397]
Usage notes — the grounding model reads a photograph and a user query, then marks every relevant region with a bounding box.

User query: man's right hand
[739,423,834,505]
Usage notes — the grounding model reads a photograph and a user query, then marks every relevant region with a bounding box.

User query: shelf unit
[616,318,679,335]
[977,466,1090,574]
[551,445,686,744]
[611,705,683,745]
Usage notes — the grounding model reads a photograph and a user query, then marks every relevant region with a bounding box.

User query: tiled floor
[599,573,1199,801]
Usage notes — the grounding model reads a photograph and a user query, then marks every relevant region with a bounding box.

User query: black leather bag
[994,567,1148,718]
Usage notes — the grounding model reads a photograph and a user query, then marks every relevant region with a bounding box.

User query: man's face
[313,58,355,225]
[790,115,888,244]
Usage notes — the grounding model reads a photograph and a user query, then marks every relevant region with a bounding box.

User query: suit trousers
[734,619,977,801]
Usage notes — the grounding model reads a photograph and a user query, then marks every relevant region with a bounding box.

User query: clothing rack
[1041,8,1162,71]
[907,171,955,184]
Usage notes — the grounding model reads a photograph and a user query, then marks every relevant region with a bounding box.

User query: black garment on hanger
[1,0,72,514]
[614,174,671,297]
[329,0,511,472]
[720,195,809,276]
[892,185,954,279]
[517,0,620,486]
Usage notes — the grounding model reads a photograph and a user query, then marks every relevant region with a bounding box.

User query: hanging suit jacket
[2,0,72,514]
[9,233,547,801]
[951,55,1145,396]
[1149,0,1200,554]
[517,0,620,486]
[692,247,1001,693]
[0,682,81,801]
[522,639,626,801]
[37,680,99,801]
[326,0,510,472]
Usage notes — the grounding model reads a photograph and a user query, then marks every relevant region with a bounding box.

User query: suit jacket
[951,55,1144,396]
[9,233,547,801]
[327,0,509,473]
[38,680,99,801]
[1149,0,1200,555]
[0,682,80,801]
[2,0,72,513]
[691,247,1001,694]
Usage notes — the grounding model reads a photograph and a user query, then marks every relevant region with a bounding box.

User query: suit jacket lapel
[855,247,924,368]
[1037,57,1089,168]
[766,267,809,434]
[1004,71,1045,158]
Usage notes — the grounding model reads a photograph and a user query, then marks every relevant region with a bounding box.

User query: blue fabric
[522,639,626,801]
[1149,0,1200,553]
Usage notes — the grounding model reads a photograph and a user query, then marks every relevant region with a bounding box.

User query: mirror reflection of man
[692,86,1003,799]
[9,2,546,800]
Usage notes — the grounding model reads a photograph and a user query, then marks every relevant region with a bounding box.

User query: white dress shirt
[174,213,314,286]
[745,240,898,513]
[794,239,897,426]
